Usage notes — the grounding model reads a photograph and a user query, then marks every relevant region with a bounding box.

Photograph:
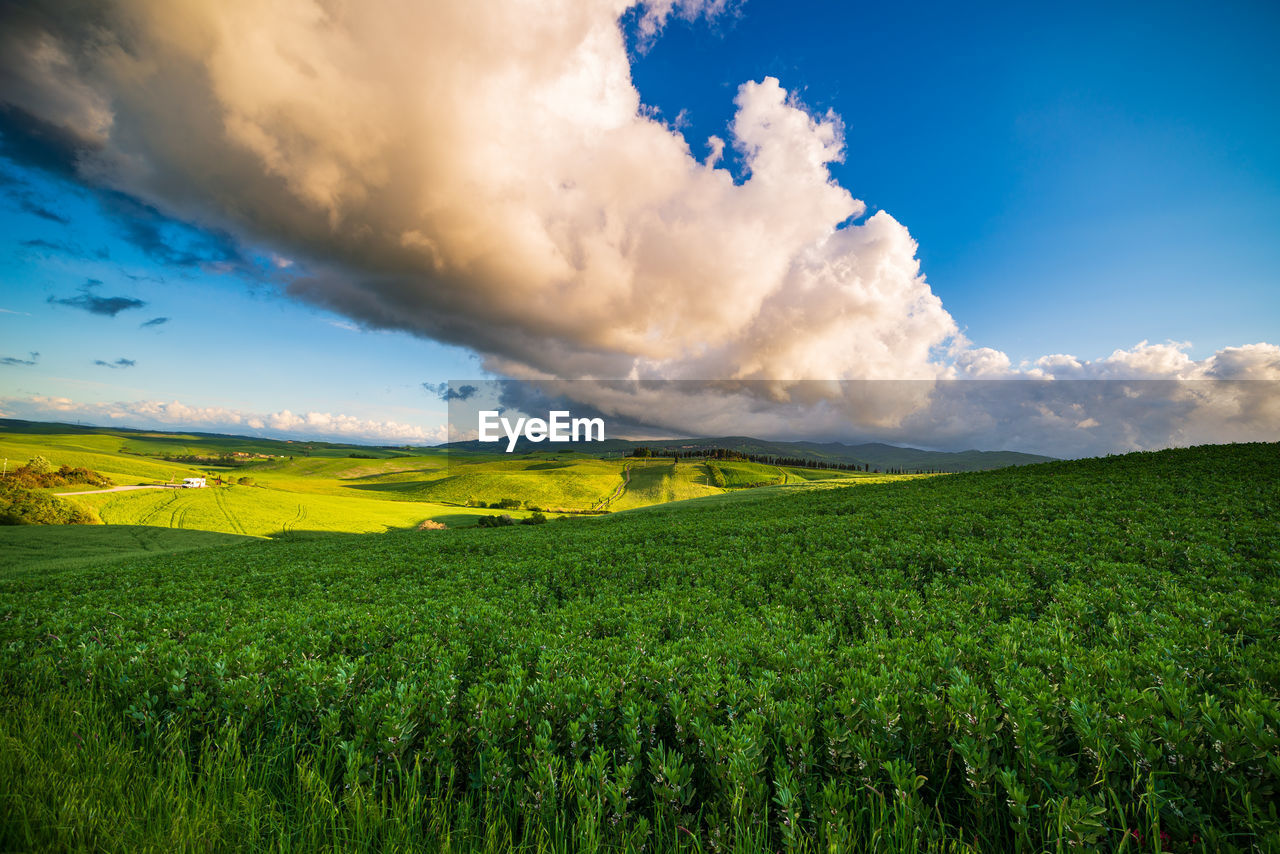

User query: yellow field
[2,422,926,537]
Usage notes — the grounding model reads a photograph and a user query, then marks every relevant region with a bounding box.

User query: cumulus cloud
[48,280,145,316]
[0,1,1273,454]
[0,394,446,445]
[0,0,956,385]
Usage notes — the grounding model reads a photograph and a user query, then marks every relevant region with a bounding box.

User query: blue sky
[1,167,477,438]
[0,0,1276,446]
[628,0,1280,361]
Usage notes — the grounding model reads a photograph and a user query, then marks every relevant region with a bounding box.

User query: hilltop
[445,434,1055,471]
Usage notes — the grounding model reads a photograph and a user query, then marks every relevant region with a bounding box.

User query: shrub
[26,455,54,475]
[7,462,112,489]
[0,480,100,525]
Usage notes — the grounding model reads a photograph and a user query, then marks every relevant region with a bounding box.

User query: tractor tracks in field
[592,464,632,512]
[281,503,308,536]
[169,492,193,529]
[142,490,179,526]
[212,486,248,535]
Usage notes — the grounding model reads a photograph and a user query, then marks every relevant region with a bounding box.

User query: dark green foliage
[5,460,112,490]
[476,513,516,527]
[523,512,548,525]
[1,443,1278,852]
[0,480,99,525]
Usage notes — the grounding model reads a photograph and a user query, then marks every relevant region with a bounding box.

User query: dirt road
[56,484,179,496]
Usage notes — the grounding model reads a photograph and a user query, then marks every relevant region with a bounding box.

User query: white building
[182,477,206,488]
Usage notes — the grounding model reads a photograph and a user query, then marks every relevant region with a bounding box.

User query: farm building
[182,477,206,488]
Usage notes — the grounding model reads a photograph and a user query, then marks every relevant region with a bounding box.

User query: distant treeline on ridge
[628,446,936,475]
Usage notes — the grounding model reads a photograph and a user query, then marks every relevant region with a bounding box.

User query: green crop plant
[1,442,1277,852]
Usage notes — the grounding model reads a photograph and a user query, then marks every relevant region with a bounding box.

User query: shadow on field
[339,468,440,483]
[343,481,438,495]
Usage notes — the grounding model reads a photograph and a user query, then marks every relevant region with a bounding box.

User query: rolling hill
[0,420,923,543]
[443,434,1054,471]
[2,442,1276,852]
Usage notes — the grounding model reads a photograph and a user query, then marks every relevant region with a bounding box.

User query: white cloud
[0,0,957,385]
[0,2,1273,456]
[1,395,445,445]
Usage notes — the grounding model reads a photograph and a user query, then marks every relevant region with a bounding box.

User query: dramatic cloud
[0,394,446,445]
[1,351,40,367]
[140,316,168,328]
[461,341,1280,457]
[0,0,955,385]
[93,357,135,369]
[1,1,1274,453]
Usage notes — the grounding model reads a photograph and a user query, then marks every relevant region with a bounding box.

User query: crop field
[2,422,921,541]
[72,482,477,538]
[2,442,1277,852]
[0,525,255,572]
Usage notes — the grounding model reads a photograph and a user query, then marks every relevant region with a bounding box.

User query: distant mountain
[443,434,1055,472]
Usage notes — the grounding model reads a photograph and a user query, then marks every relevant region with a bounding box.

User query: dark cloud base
[444,378,1280,459]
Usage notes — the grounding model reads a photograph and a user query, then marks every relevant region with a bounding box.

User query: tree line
[628,446,942,474]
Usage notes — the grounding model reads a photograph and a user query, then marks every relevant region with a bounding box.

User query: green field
[2,443,1277,852]
[70,484,471,537]
[1,421,912,538]
[0,525,255,572]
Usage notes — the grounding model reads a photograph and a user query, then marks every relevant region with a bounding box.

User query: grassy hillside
[445,434,1054,471]
[2,443,1276,852]
[3,421,929,537]
[0,418,412,459]
[0,430,209,485]
[72,482,478,537]
[0,525,255,572]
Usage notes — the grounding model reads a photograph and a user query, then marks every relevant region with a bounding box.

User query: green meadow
[0,421,915,545]
[1,441,1277,852]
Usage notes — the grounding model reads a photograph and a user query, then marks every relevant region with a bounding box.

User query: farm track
[775,466,791,485]
[212,487,248,536]
[282,503,308,536]
[56,484,177,496]
[592,464,631,511]
[169,493,190,529]
[142,491,179,527]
